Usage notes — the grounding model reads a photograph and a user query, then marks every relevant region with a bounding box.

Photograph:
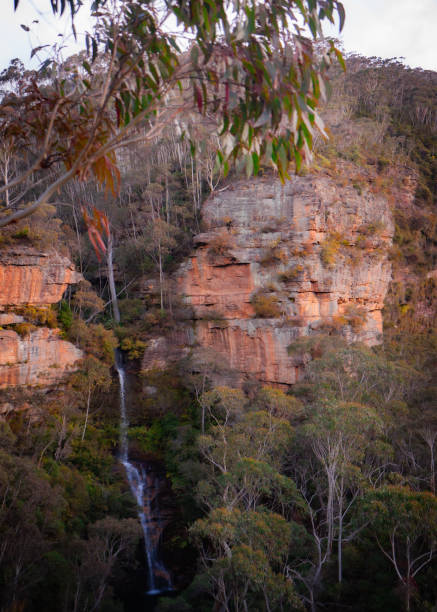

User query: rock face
[0,248,81,308]
[176,173,394,386]
[0,328,83,389]
[0,248,82,388]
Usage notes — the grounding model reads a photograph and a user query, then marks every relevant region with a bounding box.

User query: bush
[357,221,386,236]
[68,320,118,364]
[208,230,235,256]
[120,337,147,360]
[14,322,38,337]
[58,301,74,331]
[333,304,368,332]
[118,298,145,325]
[20,305,58,328]
[251,291,281,318]
[320,233,342,266]
[377,157,390,173]
[259,237,289,266]
[278,265,304,283]
[12,227,30,239]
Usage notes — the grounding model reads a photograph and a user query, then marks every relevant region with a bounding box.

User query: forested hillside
[1,8,437,610]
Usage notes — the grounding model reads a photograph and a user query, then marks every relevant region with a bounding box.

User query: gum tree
[1,0,345,232]
[359,486,437,611]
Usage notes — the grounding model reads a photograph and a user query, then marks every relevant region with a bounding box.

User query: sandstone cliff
[171,171,394,387]
[0,247,82,388]
[0,247,81,308]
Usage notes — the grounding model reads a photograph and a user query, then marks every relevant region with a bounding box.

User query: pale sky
[0,0,436,72]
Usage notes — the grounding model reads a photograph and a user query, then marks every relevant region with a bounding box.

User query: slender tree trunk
[82,383,92,441]
[107,231,120,324]
[158,241,164,311]
[72,202,83,275]
[3,155,10,208]
[431,442,435,495]
[309,590,316,612]
[338,475,344,583]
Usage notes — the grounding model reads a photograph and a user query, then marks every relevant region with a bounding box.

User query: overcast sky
[1,0,436,72]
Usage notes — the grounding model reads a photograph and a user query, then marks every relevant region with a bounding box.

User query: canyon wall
[0,248,81,308]
[173,172,394,387]
[0,247,82,388]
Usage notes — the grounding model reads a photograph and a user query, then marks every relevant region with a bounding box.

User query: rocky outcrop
[0,247,82,388]
[0,328,82,388]
[0,247,81,309]
[173,172,394,386]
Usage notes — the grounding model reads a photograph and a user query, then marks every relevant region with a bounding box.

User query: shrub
[58,301,74,331]
[14,322,38,337]
[12,227,30,239]
[278,265,304,282]
[118,298,145,324]
[120,337,147,360]
[333,304,368,332]
[72,281,105,319]
[19,305,58,328]
[251,291,281,318]
[320,233,342,266]
[377,157,390,173]
[260,240,288,266]
[68,320,118,364]
[208,230,235,256]
[357,221,386,236]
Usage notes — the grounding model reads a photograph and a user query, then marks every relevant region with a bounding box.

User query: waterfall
[115,352,172,595]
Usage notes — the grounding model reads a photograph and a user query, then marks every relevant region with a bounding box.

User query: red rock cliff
[0,248,82,388]
[0,248,81,308]
[175,172,394,386]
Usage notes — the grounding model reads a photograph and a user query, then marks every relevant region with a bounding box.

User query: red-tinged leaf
[194,85,203,113]
[100,212,110,239]
[87,228,102,262]
[333,46,346,71]
[89,225,107,258]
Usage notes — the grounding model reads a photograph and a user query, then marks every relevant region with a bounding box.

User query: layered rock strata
[0,328,82,389]
[175,173,394,386]
[0,247,82,388]
[0,247,81,308]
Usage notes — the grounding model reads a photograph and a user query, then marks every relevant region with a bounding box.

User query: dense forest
[1,1,437,611]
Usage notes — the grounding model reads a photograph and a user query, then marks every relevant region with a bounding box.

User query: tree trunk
[107,230,120,324]
[405,579,411,612]
[338,475,344,583]
[158,241,164,311]
[82,383,92,442]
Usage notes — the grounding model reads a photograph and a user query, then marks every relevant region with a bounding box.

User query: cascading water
[115,352,172,596]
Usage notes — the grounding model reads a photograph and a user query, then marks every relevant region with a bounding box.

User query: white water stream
[115,353,172,595]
